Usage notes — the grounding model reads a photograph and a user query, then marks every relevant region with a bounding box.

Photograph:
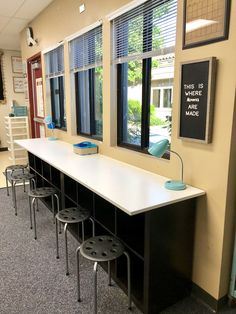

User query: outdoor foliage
[127,99,167,142]
[126,1,172,85]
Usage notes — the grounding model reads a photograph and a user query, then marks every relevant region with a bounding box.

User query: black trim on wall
[0,147,8,152]
[141,58,151,150]
[0,60,4,101]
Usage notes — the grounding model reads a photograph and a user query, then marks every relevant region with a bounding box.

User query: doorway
[27,53,45,138]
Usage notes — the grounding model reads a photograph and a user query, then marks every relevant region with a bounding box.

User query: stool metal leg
[11,180,14,207]
[108,261,111,286]
[52,195,55,223]
[124,251,131,310]
[89,217,95,236]
[56,217,59,259]
[30,178,36,191]
[55,193,60,215]
[28,196,33,229]
[5,170,9,196]
[32,178,36,190]
[29,178,33,190]
[82,221,85,242]
[32,197,37,240]
[13,181,17,216]
[64,222,69,275]
[54,194,61,233]
[23,179,26,193]
[29,178,37,221]
[93,261,98,314]
[76,246,81,302]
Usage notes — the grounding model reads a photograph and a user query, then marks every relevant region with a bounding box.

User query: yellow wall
[20,0,236,300]
[0,50,25,147]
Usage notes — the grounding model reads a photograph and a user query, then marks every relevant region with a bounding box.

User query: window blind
[69,25,102,72]
[45,45,64,78]
[112,0,177,64]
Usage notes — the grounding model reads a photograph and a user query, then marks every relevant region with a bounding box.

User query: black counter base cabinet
[28,152,196,314]
[144,200,195,313]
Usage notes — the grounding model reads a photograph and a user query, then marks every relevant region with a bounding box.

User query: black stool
[55,206,95,275]
[5,164,28,196]
[28,187,59,240]
[9,171,35,216]
[76,235,131,314]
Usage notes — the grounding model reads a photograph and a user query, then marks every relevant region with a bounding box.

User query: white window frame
[151,86,173,109]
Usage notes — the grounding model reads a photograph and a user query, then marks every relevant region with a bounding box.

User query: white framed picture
[11,56,23,73]
[13,77,24,93]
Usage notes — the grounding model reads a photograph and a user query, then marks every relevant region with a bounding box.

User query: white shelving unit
[4,116,30,165]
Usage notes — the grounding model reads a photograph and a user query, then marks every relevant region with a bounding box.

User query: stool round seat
[9,172,34,182]
[6,164,28,171]
[5,164,29,197]
[56,207,90,224]
[80,235,125,262]
[28,186,59,240]
[28,187,57,198]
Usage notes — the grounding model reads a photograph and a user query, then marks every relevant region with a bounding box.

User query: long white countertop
[15,138,205,216]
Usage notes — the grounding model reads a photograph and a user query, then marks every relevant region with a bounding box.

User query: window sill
[56,127,67,132]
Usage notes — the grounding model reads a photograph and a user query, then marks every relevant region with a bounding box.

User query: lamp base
[48,136,58,141]
[165,180,186,191]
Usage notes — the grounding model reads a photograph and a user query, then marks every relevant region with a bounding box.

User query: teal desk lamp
[44,115,58,141]
[148,139,186,190]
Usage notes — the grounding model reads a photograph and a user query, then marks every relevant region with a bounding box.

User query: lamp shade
[148,139,169,158]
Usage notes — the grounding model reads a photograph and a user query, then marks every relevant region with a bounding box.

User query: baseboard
[0,147,8,152]
[192,283,228,312]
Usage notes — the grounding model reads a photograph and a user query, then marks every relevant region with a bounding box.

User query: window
[69,25,103,139]
[45,45,66,129]
[112,0,177,152]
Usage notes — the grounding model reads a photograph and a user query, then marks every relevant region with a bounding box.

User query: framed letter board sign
[179,57,217,143]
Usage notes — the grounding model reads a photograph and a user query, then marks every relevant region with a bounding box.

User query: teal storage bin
[13,105,27,116]
[73,141,98,155]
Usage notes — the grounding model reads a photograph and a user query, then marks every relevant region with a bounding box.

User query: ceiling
[0,0,54,51]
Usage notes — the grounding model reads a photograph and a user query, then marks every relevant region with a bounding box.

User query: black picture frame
[183,0,231,49]
[179,57,217,143]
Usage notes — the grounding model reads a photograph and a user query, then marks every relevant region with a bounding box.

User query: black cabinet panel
[35,156,42,174]
[117,210,145,257]
[51,167,61,189]
[42,161,51,181]
[94,195,115,234]
[143,200,195,314]
[65,196,77,208]
[64,175,77,203]
[35,173,43,187]
[78,183,93,210]
[28,152,35,169]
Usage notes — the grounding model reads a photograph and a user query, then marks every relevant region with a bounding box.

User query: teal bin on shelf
[73,141,98,155]
[13,105,28,116]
